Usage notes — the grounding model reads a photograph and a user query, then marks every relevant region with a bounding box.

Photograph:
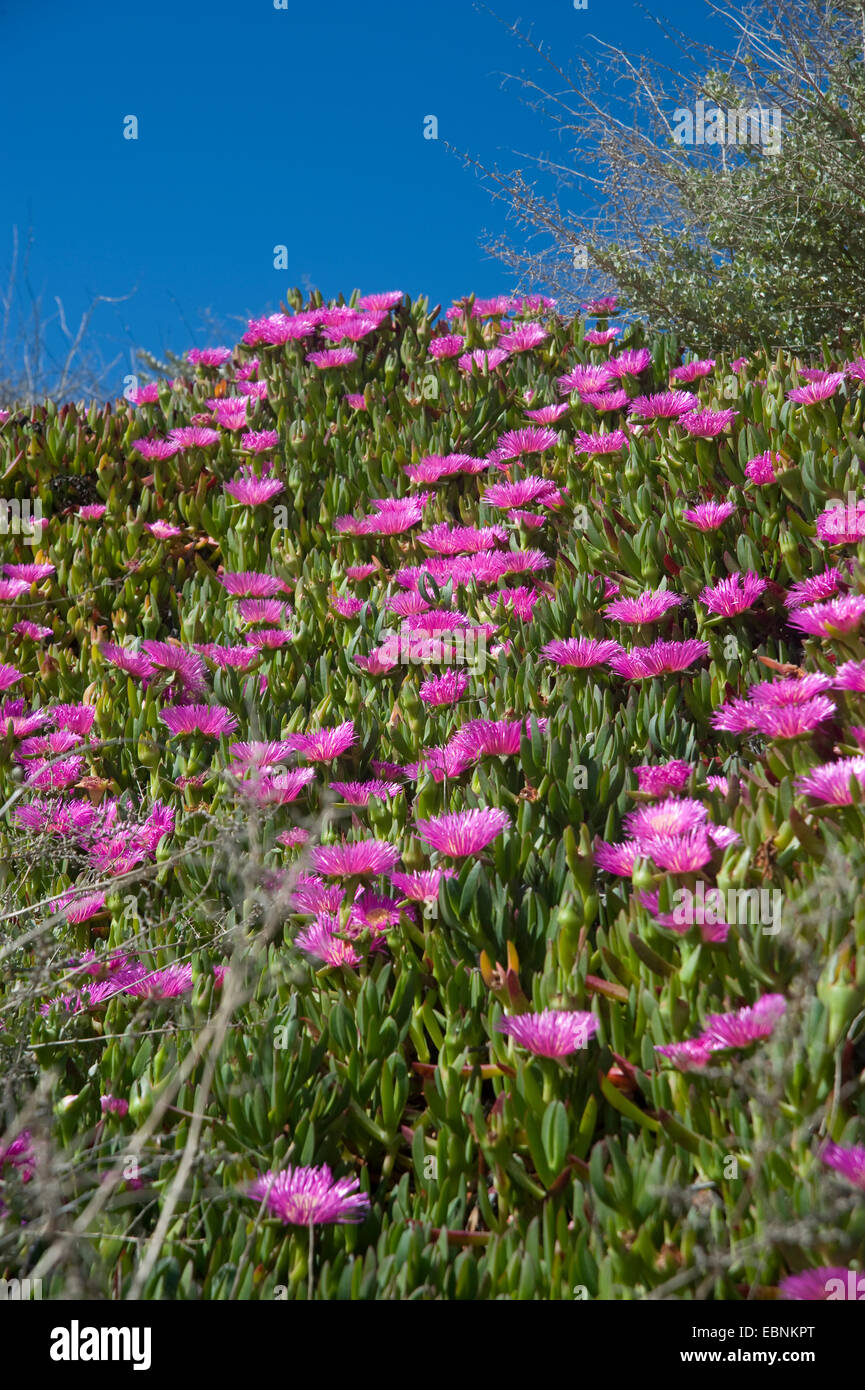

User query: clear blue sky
[0,0,718,394]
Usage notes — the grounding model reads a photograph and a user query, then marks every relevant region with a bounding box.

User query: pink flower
[815,500,865,545]
[628,391,699,419]
[607,348,651,378]
[419,669,469,706]
[498,322,549,352]
[219,570,288,598]
[290,721,356,762]
[404,453,488,484]
[13,620,52,640]
[77,504,107,520]
[670,359,715,383]
[188,346,232,367]
[678,408,738,437]
[634,761,692,796]
[580,389,629,411]
[330,593,364,618]
[654,1039,714,1071]
[237,598,289,625]
[795,756,865,804]
[140,640,207,694]
[307,348,358,368]
[329,780,403,804]
[608,639,710,679]
[640,829,714,872]
[624,797,708,839]
[699,571,767,616]
[749,674,834,705]
[583,327,620,345]
[482,477,559,509]
[248,1163,369,1225]
[414,807,510,856]
[702,993,786,1048]
[790,594,865,636]
[159,704,238,737]
[820,1141,865,1189]
[458,348,510,374]
[541,636,622,668]
[240,430,278,453]
[169,425,221,449]
[428,335,466,359]
[750,697,836,739]
[225,472,284,505]
[196,643,258,670]
[682,500,736,530]
[357,290,402,311]
[745,450,782,484]
[785,569,844,608]
[498,1009,598,1058]
[133,437,179,460]
[556,363,615,395]
[295,916,362,968]
[779,1269,859,1301]
[583,296,618,315]
[50,703,95,734]
[786,373,845,404]
[605,588,682,624]
[389,867,456,901]
[493,427,559,460]
[237,768,316,804]
[525,404,569,424]
[310,838,400,878]
[0,663,23,692]
[574,429,628,455]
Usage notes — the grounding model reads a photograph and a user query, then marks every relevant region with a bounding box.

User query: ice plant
[608,639,710,679]
[310,838,400,878]
[789,594,865,637]
[820,1141,865,1189]
[247,1163,369,1225]
[605,588,682,624]
[415,807,510,857]
[159,705,238,737]
[682,501,736,530]
[699,571,767,616]
[497,1009,598,1058]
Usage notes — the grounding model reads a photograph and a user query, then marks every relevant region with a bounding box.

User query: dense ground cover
[0,290,864,1300]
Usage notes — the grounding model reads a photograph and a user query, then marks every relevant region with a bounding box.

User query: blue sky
[0,0,719,394]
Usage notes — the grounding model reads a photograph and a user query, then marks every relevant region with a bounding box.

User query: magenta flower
[634,761,692,796]
[795,756,865,805]
[240,430,278,453]
[580,389,630,412]
[159,704,238,737]
[682,501,736,530]
[702,993,786,1049]
[290,721,356,762]
[745,450,782,484]
[329,780,403,804]
[229,739,296,770]
[419,669,470,706]
[141,640,207,695]
[604,348,650,378]
[279,827,309,849]
[584,327,619,345]
[779,1268,859,1301]
[225,472,284,505]
[498,1009,598,1058]
[605,588,682,624]
[50,703,95,734]
[196,643,258,670]
[447,717,548,767]
[556,363,615,395]
[57,890,106,923]
[458,348,511,374]
[498,322,549,352]
[482,477,559,509]
[133,436,178,460]
[834,659,865,691]
[0,664,23,692]
[101,642,155,682]
[310,838,400,878]
[307,348,358,368]
[789,594,865,637]
[624,797,707,839]
[404,453,488,484]
[750,697,836,739]
[238,769,316,804]
[78,504,107,520]
[418,523,506,555]
[330,593,364,618]
[628,391,699,420]
[428,334,466,359]
[169,425,221,449]
[248,1163,369,1226]
[750,674,833,705]
[541,636,622,668]
[640,829,714,872]
[786,373,845,404]
[785,569,844,609]
[608,639,710,679]
[237,598,288,625]
[415,807,511,857]
[670,359,715,383]
[493,427,559,460]
[815,500,865,545]
[679,408,738,437]
[699,571,767,616]
[574,429,628,455]
[495,586,542,621]
[583,295,618,315]
[295,917,362,968]
[345,563,377,581]
[188,346,231,367]
[389,867,456,901]
[219,570,288,598]
[820,1141,865,1189]
[13,620,53,640]
[357,290,402,311]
